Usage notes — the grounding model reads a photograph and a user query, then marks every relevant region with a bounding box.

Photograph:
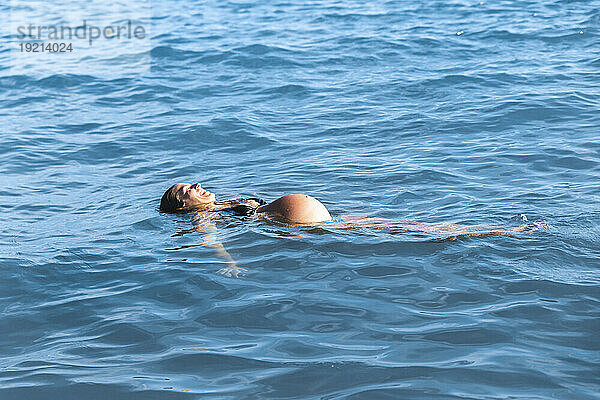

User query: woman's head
[160,183,216,212]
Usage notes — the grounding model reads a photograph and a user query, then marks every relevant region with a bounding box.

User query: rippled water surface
[1,0,599,399]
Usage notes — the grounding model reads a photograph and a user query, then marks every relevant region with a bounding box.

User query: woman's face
[175,183,216,208]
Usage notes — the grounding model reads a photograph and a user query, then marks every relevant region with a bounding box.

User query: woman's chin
[186,198,214,209]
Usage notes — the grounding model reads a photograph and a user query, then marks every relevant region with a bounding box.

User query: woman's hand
[217,263,248,278]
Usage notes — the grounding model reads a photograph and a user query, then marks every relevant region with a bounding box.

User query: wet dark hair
[160,184,185,213]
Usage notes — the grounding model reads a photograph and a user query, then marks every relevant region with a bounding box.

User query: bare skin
[169,183,332,223]
[170,183,216,209]
[327,216,540,236]
[164,183,540,277]
[256,194,332,223]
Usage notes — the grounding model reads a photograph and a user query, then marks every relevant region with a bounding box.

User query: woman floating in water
[161,183,540,276]
[160,183,332,223]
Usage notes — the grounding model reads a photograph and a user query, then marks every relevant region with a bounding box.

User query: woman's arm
[193,212,247,278]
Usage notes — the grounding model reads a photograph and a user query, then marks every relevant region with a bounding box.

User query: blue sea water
[1,0,599,398]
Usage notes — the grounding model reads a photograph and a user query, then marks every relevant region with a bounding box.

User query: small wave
[258,84,313,97]
[233,44,295,55]
[150,45,202,59]
[223,54,303,69]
